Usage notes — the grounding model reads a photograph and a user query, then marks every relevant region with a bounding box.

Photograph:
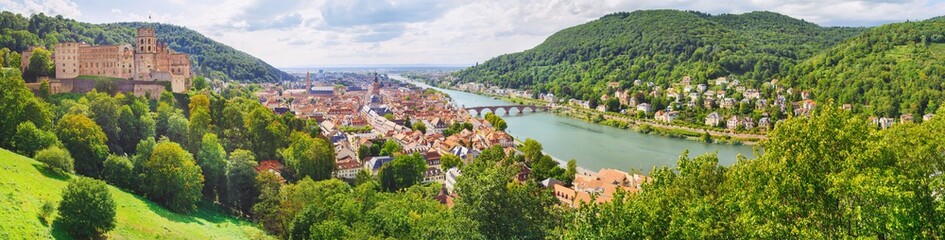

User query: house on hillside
[636,103,652,113]
[705,112,722,127]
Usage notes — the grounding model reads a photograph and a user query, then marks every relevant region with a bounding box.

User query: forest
[455,10,945,118]
[0,11,293,82]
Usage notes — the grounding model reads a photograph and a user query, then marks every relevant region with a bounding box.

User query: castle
[22,27,192,93]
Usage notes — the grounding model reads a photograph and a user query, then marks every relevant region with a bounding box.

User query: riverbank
[394,74,756,172]
[429,82,765,145]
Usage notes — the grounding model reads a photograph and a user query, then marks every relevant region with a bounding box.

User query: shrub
[57,177,116,238]
[34,146,74,174]
[11,121,60,157]
[103,155,135,190]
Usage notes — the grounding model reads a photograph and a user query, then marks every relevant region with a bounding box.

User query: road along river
[392,74,757,173]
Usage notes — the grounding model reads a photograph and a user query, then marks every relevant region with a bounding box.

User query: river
[391,74,757,173]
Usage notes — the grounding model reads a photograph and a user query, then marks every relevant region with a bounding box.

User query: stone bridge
[464,105,549,115]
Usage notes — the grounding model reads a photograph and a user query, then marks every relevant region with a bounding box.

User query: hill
[786,18,945,117]
[0,148,272,239]
[0,11,293,82]
[454,10,864,101]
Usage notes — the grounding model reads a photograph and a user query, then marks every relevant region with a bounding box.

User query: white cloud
[2,0,944,67]
[1,0,81,18]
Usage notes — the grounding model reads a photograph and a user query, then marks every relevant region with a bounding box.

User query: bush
[12,121,60,157]
[39,200,55,225]
[57,177,116,238]
[34,146,74,175]
[103,155,135,190]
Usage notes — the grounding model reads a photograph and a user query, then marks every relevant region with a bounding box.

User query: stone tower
[134,27,157,80]
[136,27,156,54]
[371,72,380,95]
[306,71,311,92]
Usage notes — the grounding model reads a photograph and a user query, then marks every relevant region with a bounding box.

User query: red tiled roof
[256,160,284,173]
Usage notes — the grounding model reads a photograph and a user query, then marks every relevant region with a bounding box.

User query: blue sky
[2,0,944,67]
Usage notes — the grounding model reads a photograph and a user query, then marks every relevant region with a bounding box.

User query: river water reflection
[392,75,757,173]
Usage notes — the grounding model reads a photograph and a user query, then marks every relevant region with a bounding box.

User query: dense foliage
[11,121,60,157]
[0,68,52,149]
[787,19,945,117]
[377,153,427,192]
[140,140,204,213]
[562,104,945,238]
[0,11,293,82]
[283,132,335,181]
[57,177,116,238]
[455,10,863,102]
[56,113,109,177]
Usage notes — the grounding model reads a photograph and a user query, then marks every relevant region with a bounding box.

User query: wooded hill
[0,12,294,82]
[455,10,945,117]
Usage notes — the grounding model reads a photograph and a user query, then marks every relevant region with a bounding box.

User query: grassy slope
[0,148,272,239]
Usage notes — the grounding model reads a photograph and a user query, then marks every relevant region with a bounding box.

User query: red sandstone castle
[22,27,192,93]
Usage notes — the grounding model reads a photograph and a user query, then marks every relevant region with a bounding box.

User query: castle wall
[40,27,192,92]
[54,42,82,79]
[78,45,125,78]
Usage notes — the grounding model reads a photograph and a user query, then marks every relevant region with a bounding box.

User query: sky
[2,0,944,68]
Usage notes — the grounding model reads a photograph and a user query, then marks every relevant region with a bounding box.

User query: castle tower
[136,27,156,54]
[134,27,157,80]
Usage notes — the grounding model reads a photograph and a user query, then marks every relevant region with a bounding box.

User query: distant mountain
[0,12,293,82]
[455,10,864,100]
[786,18,945,117]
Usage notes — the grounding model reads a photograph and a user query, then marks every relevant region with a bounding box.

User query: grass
[886,43,945,62]
[0,148,273,239]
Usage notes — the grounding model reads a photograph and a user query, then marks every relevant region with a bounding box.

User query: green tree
[187,94,212,154]
[562,159,577,184]
[377,153,427,192]
[283,132,335,181]
[197,133,227,201]
[379,139,402,156]
[87,90,123,154]
[57,177,116,238]
[131,137,156,176]
[606,98,621,112]
[57,113,109,177]
[226,149,259,214]
[412,122,427,134]
[520,138,544,162]
[192,76,209,90]
[24,46,53,82]
[140,140,204,213]
[34,146,74,175]
[247,107,286,160]
[12,121,60,157]
[38,78,50,99]
[118,105,154,156]
[5,51,21,69]
[166,113,189,144]
[252,171,284,235]
[455,147,557,239]
[102,154,135,189]
[354,168,375,187]
[440,153,463,170]
[0,68,53,149]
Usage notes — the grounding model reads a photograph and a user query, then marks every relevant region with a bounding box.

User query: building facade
[49,27,192,92]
